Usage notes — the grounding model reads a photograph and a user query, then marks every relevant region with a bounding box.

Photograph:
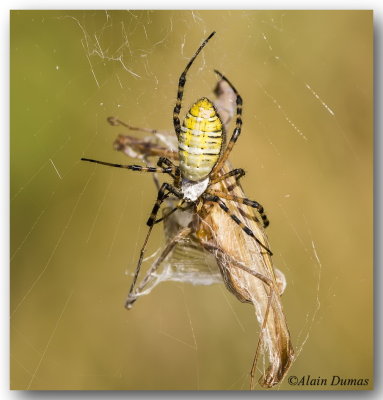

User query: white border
[3,3,381,400]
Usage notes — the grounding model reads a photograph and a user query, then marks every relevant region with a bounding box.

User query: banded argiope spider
[81,31,272,308]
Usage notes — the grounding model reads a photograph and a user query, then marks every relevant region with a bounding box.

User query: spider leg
[126,183,183,309]
[203,194,272,255]
[152,197,193,225]
[125,227,192,309]
[209,168,246,185]
[173,31,216,137]
[206,189,269,228]
[151,205,178,225]
[81,158,172,174]
[156,157,181,183]
[211,70,243,177]
[146,183,182,226]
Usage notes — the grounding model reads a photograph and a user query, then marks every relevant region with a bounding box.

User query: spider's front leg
[146,182,182,226]
[125,227,192,309]
[126,182,182,309]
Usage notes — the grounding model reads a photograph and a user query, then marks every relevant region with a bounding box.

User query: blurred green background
[10,10,373,390]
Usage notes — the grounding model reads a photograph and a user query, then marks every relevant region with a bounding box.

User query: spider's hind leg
[203,194,272,255]
[209,168,246,185]
[206,189,270,228]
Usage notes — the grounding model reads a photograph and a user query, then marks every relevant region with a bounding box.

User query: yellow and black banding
[206,189,270,228]
[146,182,182,226]
[204,194,272,255]
[173,32,216,137]
[179,98,224,181]
[209,168,246,185]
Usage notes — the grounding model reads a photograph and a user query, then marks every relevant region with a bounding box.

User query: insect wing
[198,162,294,387]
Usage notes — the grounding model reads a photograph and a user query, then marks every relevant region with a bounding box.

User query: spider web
[10,10,373,390]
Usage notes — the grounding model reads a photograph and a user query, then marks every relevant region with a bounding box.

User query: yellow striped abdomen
[179,98,223,181]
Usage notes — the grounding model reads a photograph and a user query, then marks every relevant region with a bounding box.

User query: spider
[106,79,295,389]
[81,31,272,308]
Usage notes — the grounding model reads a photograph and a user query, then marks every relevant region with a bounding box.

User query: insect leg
[203,194,272,255]
[206,189,269,228]
[125,227,192,309]
[107,116,160,135]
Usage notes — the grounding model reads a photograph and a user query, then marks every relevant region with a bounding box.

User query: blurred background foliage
[11,10,372,390]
